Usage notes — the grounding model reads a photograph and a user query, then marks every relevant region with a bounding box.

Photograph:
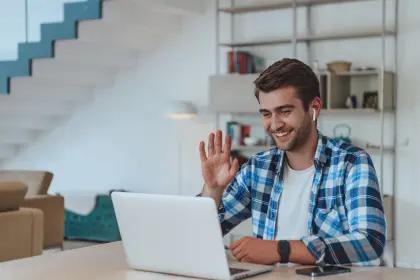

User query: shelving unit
[210,0,398,266]
[208,71,395,112]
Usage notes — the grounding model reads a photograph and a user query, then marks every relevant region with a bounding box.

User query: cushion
[0,182,28,212]
[0,171,53,196]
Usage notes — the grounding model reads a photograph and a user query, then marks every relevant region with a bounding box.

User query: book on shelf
[227,121,251,146]
[227,51,265,74]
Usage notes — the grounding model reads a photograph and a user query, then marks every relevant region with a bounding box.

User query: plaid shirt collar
[274,129,328,178]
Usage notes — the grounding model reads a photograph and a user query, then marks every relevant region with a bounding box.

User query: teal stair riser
[0,0,102,94]
[41,21,77,42]
[18,42,53,61]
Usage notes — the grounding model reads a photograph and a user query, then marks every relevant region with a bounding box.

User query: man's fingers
[215,130,222,154]
[231,244,243,257]
[240,257,251,263]
[229,158,239,177]
[199,141,207,162]
[208,133,215,156]
[235,250,247,262]
[223,134,232,159]
[230,238,243,250]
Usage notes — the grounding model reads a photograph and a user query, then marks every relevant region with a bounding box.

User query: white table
[0,241,418,280]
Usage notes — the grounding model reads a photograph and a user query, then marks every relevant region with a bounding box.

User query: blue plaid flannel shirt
[218,131,386,266]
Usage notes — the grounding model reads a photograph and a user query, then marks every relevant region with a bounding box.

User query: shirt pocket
[313,205,344,238]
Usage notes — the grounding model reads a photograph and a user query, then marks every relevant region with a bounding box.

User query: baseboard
[396,261,420,269]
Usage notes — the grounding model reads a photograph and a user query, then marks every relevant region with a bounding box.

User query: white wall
[0,0,84,60]
[3,0,420,268]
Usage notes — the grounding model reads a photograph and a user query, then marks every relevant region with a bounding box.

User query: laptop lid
[111,192,232,280]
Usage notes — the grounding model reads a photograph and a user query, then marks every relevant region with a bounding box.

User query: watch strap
[277,240,290,264]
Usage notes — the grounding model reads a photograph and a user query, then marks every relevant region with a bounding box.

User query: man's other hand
[230,237,280,265]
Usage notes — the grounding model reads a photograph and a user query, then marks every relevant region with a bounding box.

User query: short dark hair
[253,58,320,111]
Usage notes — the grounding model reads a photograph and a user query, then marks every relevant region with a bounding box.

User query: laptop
[111,192,274,280]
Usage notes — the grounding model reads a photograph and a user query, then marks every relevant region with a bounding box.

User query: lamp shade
[165,101,198,120]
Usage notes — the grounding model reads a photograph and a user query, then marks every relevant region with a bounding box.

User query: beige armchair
[0,182,43,262]
[0,171,64,249]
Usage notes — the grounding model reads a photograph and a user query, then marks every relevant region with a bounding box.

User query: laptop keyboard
[230,268,249,275]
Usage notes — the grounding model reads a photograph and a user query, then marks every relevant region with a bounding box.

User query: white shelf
[219,29,396,48]
[366,147,395,155]
[218,0,368,13]
[228,109,396,116]
[318,70,393,76]
[320,108,395,115]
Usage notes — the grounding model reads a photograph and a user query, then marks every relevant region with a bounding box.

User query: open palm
[199,130,239,190]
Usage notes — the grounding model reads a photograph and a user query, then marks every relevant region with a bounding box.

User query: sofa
[0,171,64,249]
[0,182,43,262]
[64,193,121,242]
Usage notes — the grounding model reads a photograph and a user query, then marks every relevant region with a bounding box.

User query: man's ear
[310,97,322,122]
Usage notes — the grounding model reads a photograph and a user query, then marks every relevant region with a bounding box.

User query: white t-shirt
[274,162,314,240]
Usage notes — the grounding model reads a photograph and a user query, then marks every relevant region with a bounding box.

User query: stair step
[77,21,157,51]
[40,21,77,42]
[64,0,102,22]
[10,78,94,101]
[53,40,139,70]
[0,97,73,116]
[0,60,30,93]
[18,41,53,61]
[101,0,182,34]
[31,59,116,87]
[112,0,205,16]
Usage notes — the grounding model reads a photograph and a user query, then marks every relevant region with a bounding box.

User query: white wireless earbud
[312,108,316,121]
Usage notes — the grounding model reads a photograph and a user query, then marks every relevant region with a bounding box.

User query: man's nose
[271,114,285,131]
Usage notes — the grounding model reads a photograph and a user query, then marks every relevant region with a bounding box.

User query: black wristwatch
[277,240,290,263]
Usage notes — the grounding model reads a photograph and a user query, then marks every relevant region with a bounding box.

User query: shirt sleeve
[300,152,387,266]
[218,160,253,236]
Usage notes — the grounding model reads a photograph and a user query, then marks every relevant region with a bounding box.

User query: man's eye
[281,110,291,115]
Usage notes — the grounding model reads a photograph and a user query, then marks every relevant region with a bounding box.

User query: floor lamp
[164,101,198,195]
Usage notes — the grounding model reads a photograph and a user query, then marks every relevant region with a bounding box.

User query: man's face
[259,86,313,152]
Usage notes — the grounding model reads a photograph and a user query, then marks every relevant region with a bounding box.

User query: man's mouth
[273,130,292,138]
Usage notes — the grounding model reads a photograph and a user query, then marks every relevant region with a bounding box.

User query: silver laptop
[111,192,273,280]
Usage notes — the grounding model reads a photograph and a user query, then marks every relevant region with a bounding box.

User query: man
[198,58,386,266]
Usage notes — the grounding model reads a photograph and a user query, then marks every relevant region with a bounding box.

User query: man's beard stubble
[269,115,313,152]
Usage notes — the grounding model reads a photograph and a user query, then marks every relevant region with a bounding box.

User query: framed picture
[363,91,378,109]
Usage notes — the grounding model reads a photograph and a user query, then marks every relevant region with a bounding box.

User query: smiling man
[198,58,386,266]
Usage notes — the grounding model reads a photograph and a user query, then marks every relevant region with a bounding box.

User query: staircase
[0,0,205,165]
